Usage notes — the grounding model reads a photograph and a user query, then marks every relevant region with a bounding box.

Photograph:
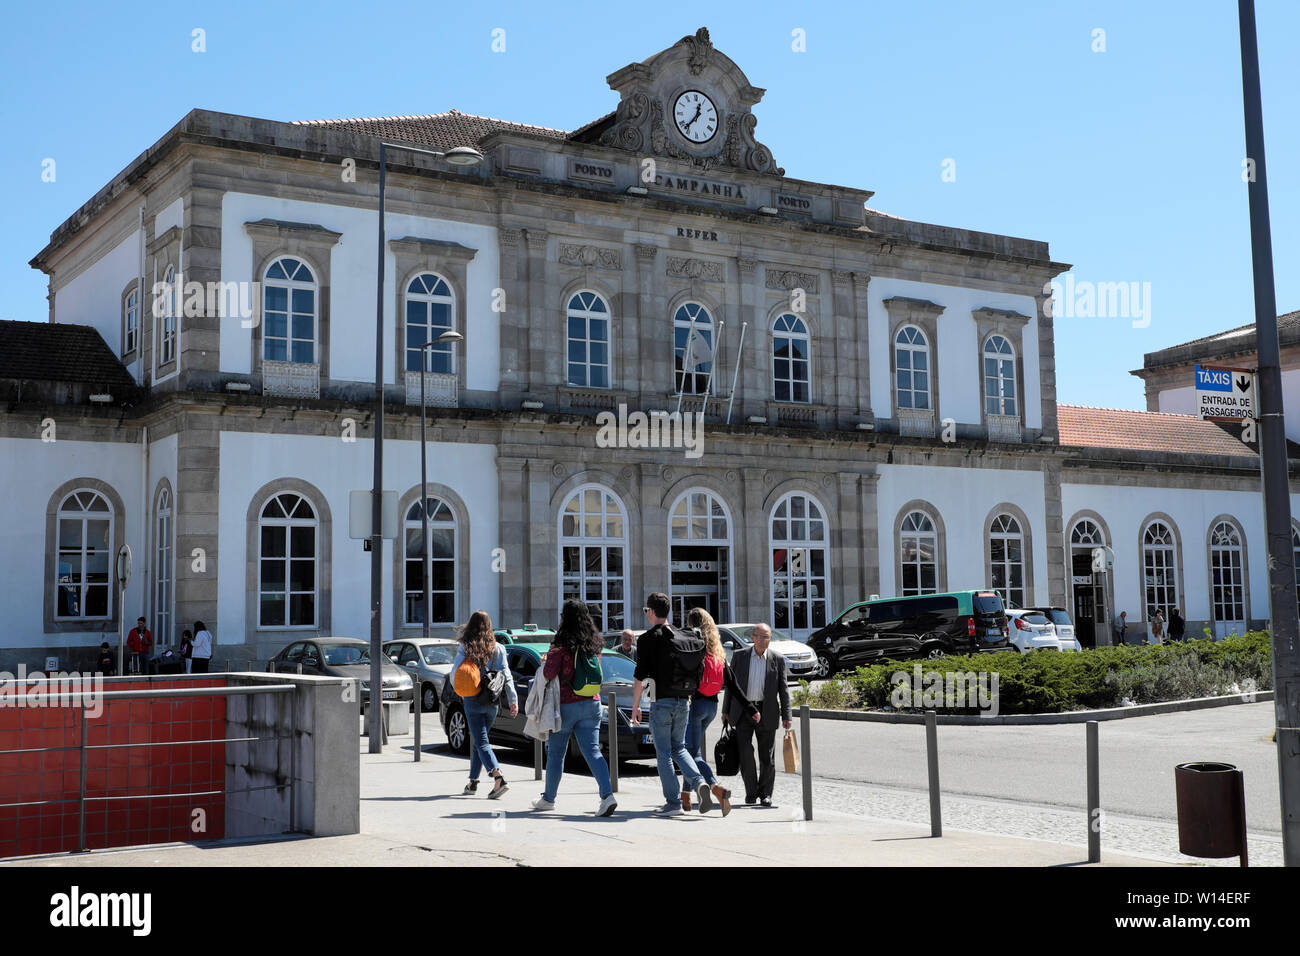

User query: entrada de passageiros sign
[1195,365,1255,421]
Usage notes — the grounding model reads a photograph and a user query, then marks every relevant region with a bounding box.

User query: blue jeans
[682,696,718,787]
[463,697,500,780]
[650,698,703,805]
[544,698,612,801]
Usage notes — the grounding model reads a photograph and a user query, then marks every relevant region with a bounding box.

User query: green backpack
[570,647,603,697]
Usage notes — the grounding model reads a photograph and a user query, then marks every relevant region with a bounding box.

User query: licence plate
[642,734,652,745]
[382,690,397,700]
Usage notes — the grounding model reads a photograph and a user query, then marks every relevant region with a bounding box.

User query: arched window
[405,273,455,374]
[1142,520,1180,623]
[674,302,715,395]
[988,514,1025,608]
[566,291,610,388]
[263,257,317,364]
[1209,520,1245,636]
[772,314,810,403]
[160,266,178,364]
[899,510,938,596]
[404,497,456,625]
[155,486,173,644]
[559,486,627,632]
[983,335,1017,416]
[258,492,318,628]
[894,326,930,411]
[1071,519,1104,546]
[770,493,828,638]
[55,491,113,619]
[124,286,138,355]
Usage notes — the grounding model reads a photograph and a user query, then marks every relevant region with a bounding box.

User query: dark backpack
[664,625,707,697]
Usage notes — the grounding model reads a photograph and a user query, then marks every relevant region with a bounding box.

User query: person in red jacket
[126,617,153,674]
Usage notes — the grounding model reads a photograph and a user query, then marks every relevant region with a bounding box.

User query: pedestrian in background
[95,641,115,676]
[450,609,516,799]
[191,621,214,672]
[1149,610,1165,645]
[126,617,153,674]
[180,629,194,673]
[723,622,790,807]
[1168,608,1186,642]
[531,600,617,817]
[617,628,638,661]
[1113,611,1128,646]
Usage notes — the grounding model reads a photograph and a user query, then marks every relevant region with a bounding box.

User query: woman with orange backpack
[449,610,517,799]
[678,607,753,816]
[531,600,617,816]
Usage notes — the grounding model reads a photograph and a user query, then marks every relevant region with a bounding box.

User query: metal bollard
[608,691,619,793]
[413,683,422,763]
[800,703,812,822]
[925,710,941,837]
[1086,720,1100,863]
[534,735,543,780]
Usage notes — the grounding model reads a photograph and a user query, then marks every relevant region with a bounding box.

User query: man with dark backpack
[631,592,713,816]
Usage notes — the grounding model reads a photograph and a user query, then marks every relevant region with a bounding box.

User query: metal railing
[0,682,296,856]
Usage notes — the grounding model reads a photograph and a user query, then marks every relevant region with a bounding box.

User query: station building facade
[3,28,1297,670]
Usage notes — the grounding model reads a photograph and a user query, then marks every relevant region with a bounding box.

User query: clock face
[673,90,718,144]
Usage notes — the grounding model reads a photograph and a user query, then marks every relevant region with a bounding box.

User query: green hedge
[791,631,1274,715]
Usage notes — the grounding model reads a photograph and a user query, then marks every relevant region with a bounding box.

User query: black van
[805,590,1011,676]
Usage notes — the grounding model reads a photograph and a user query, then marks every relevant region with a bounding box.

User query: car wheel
[923,644,948,660]
[421,683,437,713]
[445,706,469,756]
[814,653,835,678]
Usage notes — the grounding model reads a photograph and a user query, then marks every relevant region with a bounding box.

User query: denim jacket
[449,643,518,708]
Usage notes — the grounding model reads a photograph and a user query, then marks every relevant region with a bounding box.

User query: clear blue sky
[2,0,1296,409]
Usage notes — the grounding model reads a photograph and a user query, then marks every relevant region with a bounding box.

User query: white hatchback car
[1005,610,1061,653]
[1030,607,1082,652]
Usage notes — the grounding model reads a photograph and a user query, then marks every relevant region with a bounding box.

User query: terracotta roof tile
[0,320,136,389]
[292,110,569,150]
[1057,404,1254,457]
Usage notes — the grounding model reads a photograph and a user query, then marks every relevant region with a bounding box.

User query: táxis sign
[1195,365,1255,421]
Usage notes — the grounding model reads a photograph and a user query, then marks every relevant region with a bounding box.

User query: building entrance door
[1071,551,1107,648]
[669,545,730,625]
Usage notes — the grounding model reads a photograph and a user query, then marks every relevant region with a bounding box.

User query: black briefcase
[714,722,741,777]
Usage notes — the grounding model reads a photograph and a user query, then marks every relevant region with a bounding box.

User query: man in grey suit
[722,622,791,807]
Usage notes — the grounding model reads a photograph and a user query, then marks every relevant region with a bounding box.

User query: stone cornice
[243,218,343,246]
[387,236,477,262]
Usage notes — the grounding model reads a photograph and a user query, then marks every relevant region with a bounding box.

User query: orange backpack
[453,658,481,697]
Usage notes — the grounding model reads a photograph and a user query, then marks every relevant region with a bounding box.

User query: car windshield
[1020,612,1050,626]
[324,645,367,666]
[1047,610,1073,627]
[422,645,457,666]
[599,652,636,683]
[727,628,753,645]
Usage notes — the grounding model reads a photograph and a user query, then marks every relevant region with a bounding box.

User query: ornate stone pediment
[558,243,622,271]
[667,257,723,282]
[765,269,819,294]
[599,28,783,177]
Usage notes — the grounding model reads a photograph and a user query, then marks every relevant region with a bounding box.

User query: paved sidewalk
[9,734,1170,867]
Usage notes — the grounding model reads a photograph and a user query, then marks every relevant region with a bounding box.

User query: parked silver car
[267,637,414,706]
[384,638,459,712]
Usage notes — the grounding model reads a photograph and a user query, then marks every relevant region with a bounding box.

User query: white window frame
[566,290,611,388]
[403,496,457,626]
[154,486,173,645]
[1209,520,1246,635]
[983,334,1017,417]
[899,510,939,596]
[558,485,629,633]
[257,492,319,630]
[262,257,318,365]
[894,325,931,411]
[673,302,715,396]
[772,313,811,404]
[1142,520,1180,624]
[160,266,178,365]
[54,490,114,621]
[405,273,456,375]
[124,286,139,355]
[989,514,1025,608]
[769,492,829,639]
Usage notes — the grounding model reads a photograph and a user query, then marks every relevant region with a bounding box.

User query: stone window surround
[44,478,127,635]
[972,307,1032,437]
[152,478,175,645]
[392,483,471,638]
[560,279,618,391]
[884,297,945,425]
[244,219,343,386]
[893,499,948,596]
[148,226,182,378]
[121,279,140,361]
[1136,513,1185,627]
[244,478,333,643]
[983,503,1034,607]
[767,303,816,406]
[1205,513,1249,631]
[555,482,632,628]
[390,236,477,395]
[768,489,832,634]
[668,290,725,398]
[1066,509,1115,639]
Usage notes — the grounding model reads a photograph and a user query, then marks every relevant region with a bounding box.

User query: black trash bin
[1174,762,1248,866]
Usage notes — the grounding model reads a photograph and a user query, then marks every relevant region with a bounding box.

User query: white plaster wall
[1156,384,1196,415]
[154,197,183,237]
[875,464,1049,605]
[868,277,1042,428]
[217,431,499,644]
[1060,484,1298,630]
[219,192,500,389]
[53,229,141,363]
[0,436,144,653]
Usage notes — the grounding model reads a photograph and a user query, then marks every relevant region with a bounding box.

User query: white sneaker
[531,797,555,811]
[655,803,685,817]
[596,794,618,817]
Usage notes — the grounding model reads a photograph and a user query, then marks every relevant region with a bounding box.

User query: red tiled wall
[0,678,227,858]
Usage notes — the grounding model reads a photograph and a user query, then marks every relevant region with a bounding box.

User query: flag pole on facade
[726,321,748,424]
[676,315,700,415]
[701,319,723,411]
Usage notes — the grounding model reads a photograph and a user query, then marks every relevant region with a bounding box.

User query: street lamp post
[414,330,463,761]
[370,141,482,754]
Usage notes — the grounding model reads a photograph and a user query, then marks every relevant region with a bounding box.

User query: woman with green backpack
[531,600,617,817]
